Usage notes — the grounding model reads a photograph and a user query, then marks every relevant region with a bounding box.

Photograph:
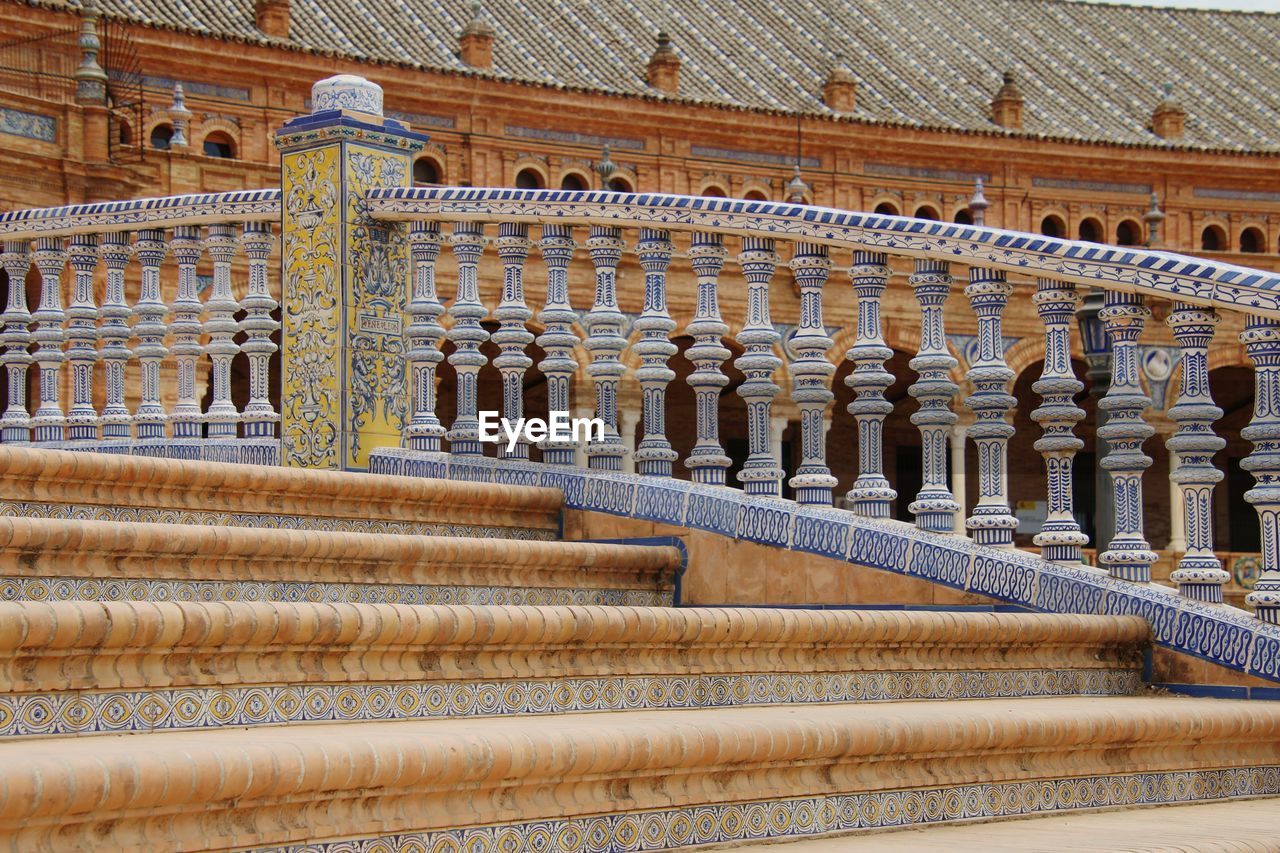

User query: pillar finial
[968,178,989,227]
[74,0,108,105]
[1143,192,1165,248]
[786,165,809,204]
[168,83,192,148]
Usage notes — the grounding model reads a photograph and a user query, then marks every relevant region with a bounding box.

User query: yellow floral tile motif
[344,145,410,469]
[281,146,341,469]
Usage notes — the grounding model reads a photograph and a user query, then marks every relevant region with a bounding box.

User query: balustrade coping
[0,190,281,240]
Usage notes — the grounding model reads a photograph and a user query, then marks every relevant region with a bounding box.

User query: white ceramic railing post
[908,259,960,532]
[446,222,488,457]
[634,228,678,477]
[202,224,240,439]
[169,226,204,439]
[1098,291,1158,582]
[1032,278,1090,564]
[787,242,837,505]
[493,222,534,460]
[845,251,896,517]
[735,236,784,496]
[536,225,578,465]
[97,233,132,440]
[964,267,1017,547]
[685,232,731,485]
[131,228,168,440]
[1241,316,1280,623]
[0,241,33,443]
[31,237,67,443]
[406,221,445,451]
[584,225,628,470]
[1166,302,1229,600]
[65,234,99,441]
[239,222,278,438]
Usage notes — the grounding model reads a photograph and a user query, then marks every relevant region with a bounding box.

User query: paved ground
[746,799,1280,851]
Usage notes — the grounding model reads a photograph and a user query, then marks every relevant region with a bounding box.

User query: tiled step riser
[0,603,1145,736]
[6,700,1278,850]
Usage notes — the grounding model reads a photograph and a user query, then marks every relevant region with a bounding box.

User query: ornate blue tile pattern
[369,449,1280,686]
[265,768,1280,852]
[0,190,280,240]
[0,108,56,142]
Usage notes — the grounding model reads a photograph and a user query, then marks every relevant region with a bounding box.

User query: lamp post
[1077,288,1114,555]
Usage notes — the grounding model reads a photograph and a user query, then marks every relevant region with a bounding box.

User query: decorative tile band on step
[369,449,1280,685]
[263,767,1280,853]
[0,669,1141,737]
[0,502,556,541]
[0,577,661,607]
[57,438,281,466]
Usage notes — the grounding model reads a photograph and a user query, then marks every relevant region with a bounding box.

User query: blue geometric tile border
[262,767,1280,852]
[0,668,1140,738]
[369,449,1280,686]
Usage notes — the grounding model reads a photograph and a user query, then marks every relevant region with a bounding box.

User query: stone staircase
[0,449,1278,851]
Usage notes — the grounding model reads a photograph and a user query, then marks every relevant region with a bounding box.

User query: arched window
[953,209,973,225]
[1078,218,1103,243]
[202,131,236,159]
[873,201,899,216]
[413,158,442,186]
[1201,224,1227,252]
[150,124,174,150]
[118,121,132,146]
[1040,215,1066,239]
[559,173,588,191]
[515,168,545,190]
[913,205,940,221]
[1240,227,1265,253]
[744,189,768,201]
[607,176,633,193]
[701,185,727,198]
[1115,220,1142,247]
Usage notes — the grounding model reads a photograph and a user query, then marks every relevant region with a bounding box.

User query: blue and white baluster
[447,222,489,456]
[406,222,445,451]
[202,225,240,439]
[787,243,837,505]
[31,238,67,443]
[0,241,32,443]
[964,267,1018,547]
[735,237,784,496]
[685,232,732,485]
[1241,317,1280,623]
[536,225,578,465]
[97,233,133,440]
[845,252,896,517]
[634,229,678,477]
[65,235,99,441]
[1097,292,1158,582]
[1032,278,1090,564]
[168,227,204,439]
[131,229,168,440]
[239,223,278,438]
[908,260,960,532]
[584,225,628,470]
[493,223,534,460]
[1166,303,1229,600]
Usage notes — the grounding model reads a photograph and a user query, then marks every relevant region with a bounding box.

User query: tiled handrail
[0,190,281,240]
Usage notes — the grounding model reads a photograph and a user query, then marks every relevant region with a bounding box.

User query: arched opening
[701,185,727,198]
[559,173,588,191]
[873,201,899,216]
[913,205,940,221]
[1201,224,1227,252]
[1240,227,1265,253]
[201,131,236,159]
[1115,220,1142,247]
[607,176,634,193]
[744,189,769,201]
[1040,215,1066,239]
[953,209,973,225]
[118,121,133,146]
[149,123,174,150]
[1077,218,1103,243]
[413,157,442,186]
[515,168,545,190]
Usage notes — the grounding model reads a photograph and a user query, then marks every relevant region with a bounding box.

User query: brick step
[0,446,561,538]
[0,604,1145,737]
[0,515,677,606]
[4,697,1278,850]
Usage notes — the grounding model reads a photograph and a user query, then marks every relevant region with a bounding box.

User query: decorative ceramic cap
[311,74,383,117]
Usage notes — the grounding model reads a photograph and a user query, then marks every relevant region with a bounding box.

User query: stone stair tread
[747,798,1280,851]
[5,696,1278,849]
